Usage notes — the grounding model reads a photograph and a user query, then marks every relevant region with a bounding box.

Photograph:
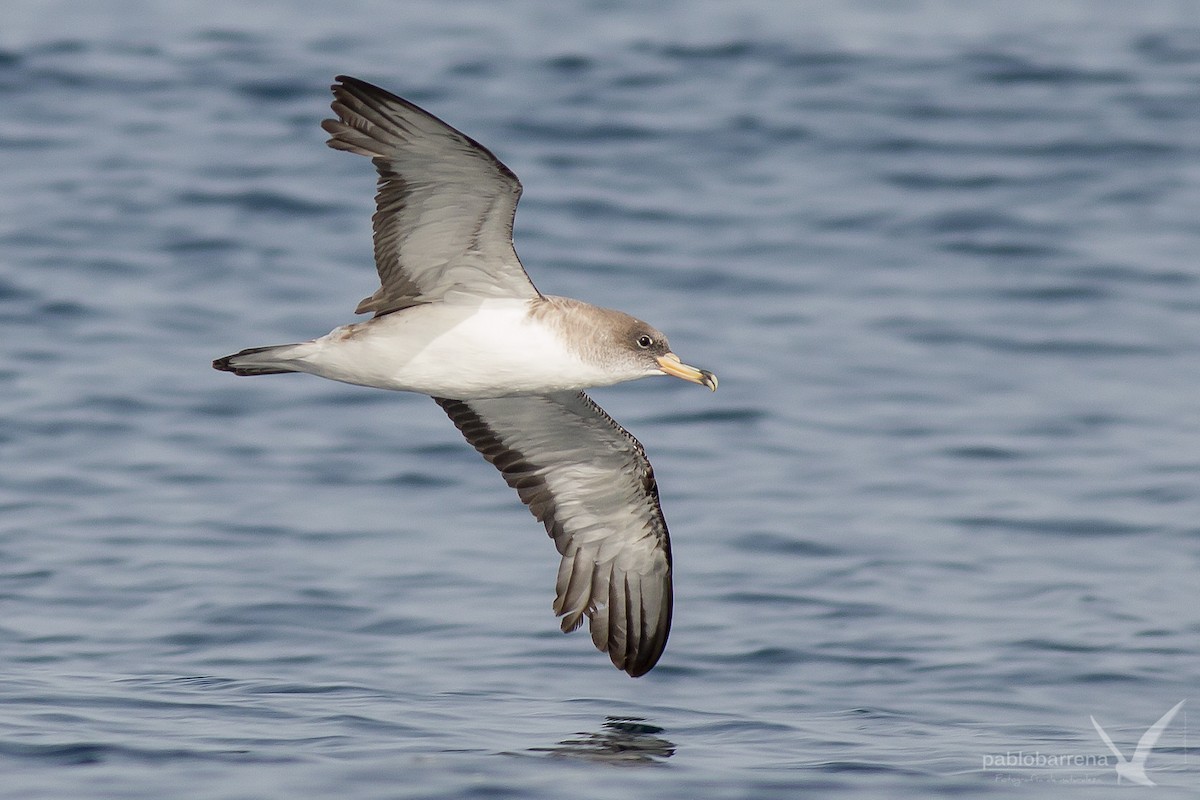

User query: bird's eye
[636,334,654,349]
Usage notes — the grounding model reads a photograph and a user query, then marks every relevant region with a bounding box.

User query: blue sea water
[2,0,1200,796]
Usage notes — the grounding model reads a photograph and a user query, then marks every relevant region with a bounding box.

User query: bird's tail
[213,344,307,376]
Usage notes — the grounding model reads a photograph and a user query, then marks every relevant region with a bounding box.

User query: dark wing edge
[320,75,537,315]
[434,392,673,677]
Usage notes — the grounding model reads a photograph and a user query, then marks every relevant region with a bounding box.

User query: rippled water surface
[3,1,1200,797]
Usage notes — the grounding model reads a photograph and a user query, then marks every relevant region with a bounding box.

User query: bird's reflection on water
[530,716,676,765]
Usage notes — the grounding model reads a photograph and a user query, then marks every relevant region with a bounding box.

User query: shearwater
[214,76,717,677]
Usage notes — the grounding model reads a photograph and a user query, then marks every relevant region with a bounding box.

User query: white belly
[293,299,618,398]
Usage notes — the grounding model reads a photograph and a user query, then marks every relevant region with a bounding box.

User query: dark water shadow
[528,716,675,765]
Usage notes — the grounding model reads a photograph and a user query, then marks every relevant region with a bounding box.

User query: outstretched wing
[322,76,540,315]
[435,392,673,677]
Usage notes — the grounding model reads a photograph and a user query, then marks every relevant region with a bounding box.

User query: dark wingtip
[330,74,395,102]
[620,639,668,678]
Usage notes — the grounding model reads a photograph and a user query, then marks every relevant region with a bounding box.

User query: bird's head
[612,315,717,391]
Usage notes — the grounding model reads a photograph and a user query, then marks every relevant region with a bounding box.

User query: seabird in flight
[214,76,717,677]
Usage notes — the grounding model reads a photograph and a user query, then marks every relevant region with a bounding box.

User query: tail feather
[213,345,300,376]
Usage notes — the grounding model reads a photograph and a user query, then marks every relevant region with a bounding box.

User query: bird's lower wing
[434,392,672,677]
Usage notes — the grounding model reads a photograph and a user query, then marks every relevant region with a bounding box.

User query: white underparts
[267,298,650,398]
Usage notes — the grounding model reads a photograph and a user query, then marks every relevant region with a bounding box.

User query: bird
[1091,699,1185,786]
[214,76,717,677]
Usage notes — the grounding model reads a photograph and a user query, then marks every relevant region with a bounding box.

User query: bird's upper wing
[322,76,540,315]
[434,391,673,677]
